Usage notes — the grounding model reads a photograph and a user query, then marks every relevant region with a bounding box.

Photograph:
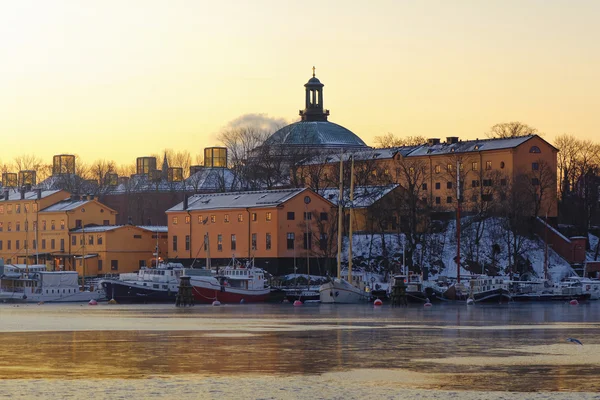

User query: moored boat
[99,262,185,303]
[467,275,511,303]
[319,278,371,304]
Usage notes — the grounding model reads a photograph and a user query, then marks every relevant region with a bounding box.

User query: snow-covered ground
[588,233,599,262]
[341,218,575,282]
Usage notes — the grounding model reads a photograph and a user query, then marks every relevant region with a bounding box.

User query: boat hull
[0,290,104,303]
[512,293,591,302]
[319,280,370,304]
[101,281,177,303]
[190,277,270,304]
[472,288,511,303]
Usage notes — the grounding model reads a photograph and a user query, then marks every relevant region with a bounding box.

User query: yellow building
[69,225,168,276]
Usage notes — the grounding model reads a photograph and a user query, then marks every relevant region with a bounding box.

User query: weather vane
[312,66,315,77]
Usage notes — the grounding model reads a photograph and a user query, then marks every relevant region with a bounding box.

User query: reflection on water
[0,302,599,395]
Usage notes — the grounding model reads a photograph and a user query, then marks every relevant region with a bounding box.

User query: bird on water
[566,338,583,346]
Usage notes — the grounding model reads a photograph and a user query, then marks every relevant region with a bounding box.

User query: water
[1,302,599,399]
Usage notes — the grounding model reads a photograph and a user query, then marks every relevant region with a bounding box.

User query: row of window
[0,219,111,232]
[432,193,504,205]
[0,238,64,251]
[431,161,540,175]
[172,232,327,252]
[0,203,39,214]
[424,178,509,191]
[173,211,327,225]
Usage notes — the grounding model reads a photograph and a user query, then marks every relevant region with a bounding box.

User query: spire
[299,68,329,122]
[161,152,169,180]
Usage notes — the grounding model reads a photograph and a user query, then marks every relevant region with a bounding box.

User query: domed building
[264,69,368,150]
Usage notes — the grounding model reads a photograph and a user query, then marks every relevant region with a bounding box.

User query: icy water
[1,302,600,399]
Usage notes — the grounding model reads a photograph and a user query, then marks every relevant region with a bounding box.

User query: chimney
[446,137,459,144]
[3,190,8,201]
[427,138,441,146]
[89,194,95,200]
[127,216,133,225]
[183,194,189,210]
[20,187,25,200]
[36,188,42,200]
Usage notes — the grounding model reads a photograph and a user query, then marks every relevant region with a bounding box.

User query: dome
[265,121,367,148]
[305,76,322,85]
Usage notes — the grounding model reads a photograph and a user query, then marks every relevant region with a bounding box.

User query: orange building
[69,225,168,276]
[297,135,558,218]
[166,188,336,275]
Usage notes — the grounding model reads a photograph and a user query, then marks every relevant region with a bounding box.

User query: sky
[1,0,599,166]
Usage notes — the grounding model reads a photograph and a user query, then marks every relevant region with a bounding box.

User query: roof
[70,225,167,233]
[166,188,312,212]
[40,199,93,212]
[405,135,540,157]
[0,189,64,202]
[319,185,399,208]
[265,121,368,148]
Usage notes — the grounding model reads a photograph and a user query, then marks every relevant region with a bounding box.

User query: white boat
[467,275,511,303]
[562,276,600,300]
[319,278,370,304]
[99,262,185,303]
[0,263,105,303]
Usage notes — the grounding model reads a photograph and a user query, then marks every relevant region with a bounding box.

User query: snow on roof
[0,189,63,202]
[137,226,168,233]
[40,199,92,212]
[265,121,367,148]
[70,224,167,233]
[167,188,309,212]
[318,185,399,208]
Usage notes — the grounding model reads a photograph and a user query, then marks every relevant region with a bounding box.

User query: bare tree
[486,122,539,139]
[374,133,426,148]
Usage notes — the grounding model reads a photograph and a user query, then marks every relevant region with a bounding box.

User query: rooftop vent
[446,137,459,144]
[427,138,441,146]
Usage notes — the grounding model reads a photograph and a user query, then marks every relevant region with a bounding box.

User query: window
[447,182,452,189]
[422,183,427,190]
[217,235,222,251]
[435,182,440,190]
[287,212,295,220]
[16,240,20,250]
[32,221,37,231]
[32,204,38,212]
[16,204,20,214]
[72,236,76,246]
[89,235,94,245]
[60,220,65,230]
[266,233,272,250]
[0,241,2,250]
[251,233,257,250]
[304,212,312,220]
[532,162,539,171]
[446,196,452,204]
[133,235,142,239]
[266,212,272,221]
[486,161,492,170]
[7,205,12,214]
[224,214,230,223]
[75,220,81,229]
[24,221,28,232]
[60,239,64,252]
[320,234,327,251]
[33,240,36,250]
[172,217,178,225]
[483,179,493,187]
[7,222,11,232]
[185,216,190,224]
[197,215,204,224]
[139,260,146,269]
[231,234,236,251]
[532,178,540,186]
[210,215,216,223]
[7,240,11,250]
[51,239,55,250]
[0,222,3,232]
[98,260,103,271]
[16,222,20,232]
[237,214,243,222]
[287,233,295,250]
[447,164,452,172]
[303,232,312,250]
[0,205,3,214]
[24,204,29,213]
[472,162,478,171]
[435,165,441,173]
[529,146,541,153]
[435,197,441,205]
[172,235,178,251]
[111,260,118,271]
[320,212,328,221]
[41,239,45,250]
[482,194,493,201]
[251,213,257,222]
[500,179,507,186]
[185,235,190,251]
[98,235,103,245]
[472,180,480,188]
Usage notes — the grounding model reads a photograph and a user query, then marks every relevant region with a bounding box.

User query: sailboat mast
[25,213,29,275]
[544,213,549,280]
[336,153,344,279]
[348,155,355,285]
[155,228,159,268]
[456,160,461,284]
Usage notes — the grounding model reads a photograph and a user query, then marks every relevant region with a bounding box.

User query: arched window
[529,146,541,153]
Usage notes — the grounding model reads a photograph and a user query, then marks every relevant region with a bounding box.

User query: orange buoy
[88,299,98,306]
[373,299,383,306]
[212,300,221,306]
[570,299,579,306]
[293,300,303,306]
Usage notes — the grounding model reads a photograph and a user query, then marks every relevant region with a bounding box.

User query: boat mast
[82,222,86,288]
[456,159,461,284]
[336,152,344,279]
[155,228,159,268]
[25,212,29,275]
[205,233,211,270]
[348,155,355,286]
[544,212,549,280]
